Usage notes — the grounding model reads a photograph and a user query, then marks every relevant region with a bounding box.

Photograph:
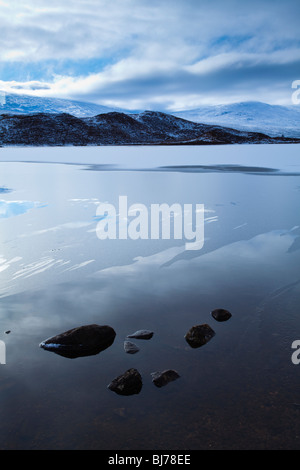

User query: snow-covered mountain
[0,91,131,117]
[172,101,300,138]
[0,93,299,139]
[0,111,299,146]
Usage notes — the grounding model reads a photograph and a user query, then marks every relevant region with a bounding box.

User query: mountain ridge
[0,92,299,145]
[0,92,299,138]
[172,101,300,137]
[0,110,299,147]
[0,91,132,117]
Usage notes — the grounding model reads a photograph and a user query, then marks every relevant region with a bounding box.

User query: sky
[0,0,299,111]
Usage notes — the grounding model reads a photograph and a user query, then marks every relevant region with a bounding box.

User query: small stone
[211,308,232,322]
[185,324,215,348]
[151,370,180,388]
[124,341,140,354]
[127,330,154,340]
[108,368,143,396]
[5,330,11,334]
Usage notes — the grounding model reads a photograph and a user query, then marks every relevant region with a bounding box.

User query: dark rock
[108,368,142,396]
[151,369,180,388]
[39,324,116,358]
[211,308,232,322]
[127,330,154,340]
[4,330,11,334]
[124,341,140,354]
[185,324,215,348]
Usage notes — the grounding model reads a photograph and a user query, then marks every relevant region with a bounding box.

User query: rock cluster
[39,308,232,395]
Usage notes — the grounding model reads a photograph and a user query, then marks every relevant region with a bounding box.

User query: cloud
[2,50,299,109]
[0,0,299,108]
[11,82,50,90]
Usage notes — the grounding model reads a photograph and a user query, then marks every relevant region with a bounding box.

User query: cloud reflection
[88,229,300,312]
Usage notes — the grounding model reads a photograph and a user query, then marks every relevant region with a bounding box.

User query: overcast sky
[0,0,299,110]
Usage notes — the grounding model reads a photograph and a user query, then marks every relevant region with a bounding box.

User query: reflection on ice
[19,221,93,238]
[0,256,23,273]
[233,222,247,230]
[12,257,69,280]
[63,260,95,272]
[0,200,44,219]
[69,198,100,205]
[88,229,300,315]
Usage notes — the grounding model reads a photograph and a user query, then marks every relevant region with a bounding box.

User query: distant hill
[172,101,300,138]
[0,91,131,117]
[0,110,299,146]
[0,93,299,143]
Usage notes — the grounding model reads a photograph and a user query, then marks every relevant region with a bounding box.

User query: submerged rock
[211,308,232,322]
[108,368,143,396]
[124,341,140,354]
[127,330,154,340]
[151,369,180,388]
[39,324,116,359]
[185,324,215,348]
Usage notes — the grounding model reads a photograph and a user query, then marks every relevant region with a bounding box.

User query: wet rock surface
[151,370,180,388]
[39,324,116,358]
[124,341,140,354]
[211,308,232,322]
[108,368,143,396]
[185,324,216,348]
[127,330,154,340]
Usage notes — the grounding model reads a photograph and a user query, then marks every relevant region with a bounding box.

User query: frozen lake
[0,144,300,450]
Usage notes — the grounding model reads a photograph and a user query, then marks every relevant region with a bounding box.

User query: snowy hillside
[0,91,129,117]
[0,111,299,146]
[172,102,300,137]
[0,93,299,139]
